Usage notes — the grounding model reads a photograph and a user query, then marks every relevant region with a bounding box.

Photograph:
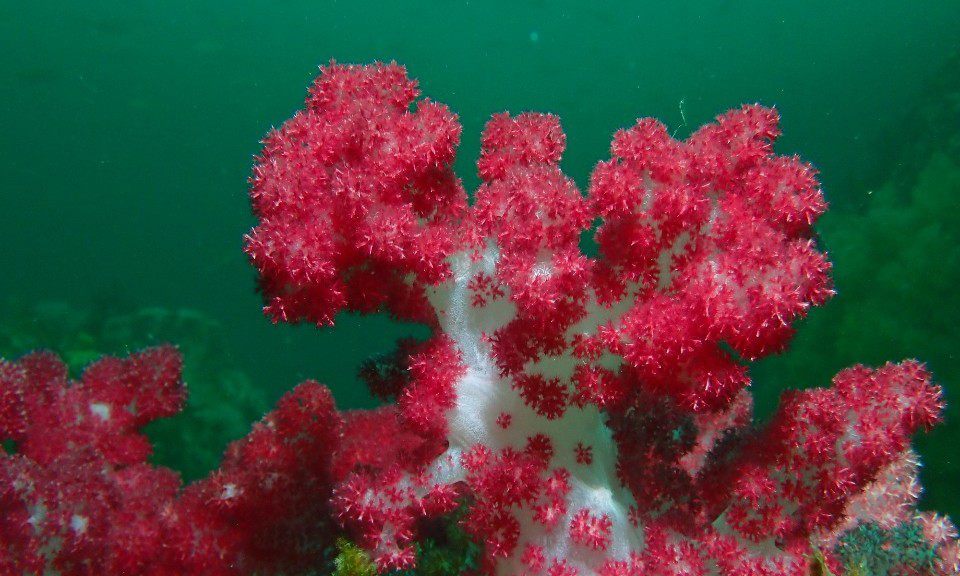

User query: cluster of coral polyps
[0,346,347,574]
[1,62,957,576]
[242,62,956,575]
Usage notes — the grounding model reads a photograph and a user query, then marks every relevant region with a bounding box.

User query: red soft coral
[240,63,953,576]
[4,61,954,576]
[0,347,186,574]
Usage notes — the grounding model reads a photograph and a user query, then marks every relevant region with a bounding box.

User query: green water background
[1,1,958,515]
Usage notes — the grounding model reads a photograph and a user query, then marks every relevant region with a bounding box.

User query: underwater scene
[1,1,959,574]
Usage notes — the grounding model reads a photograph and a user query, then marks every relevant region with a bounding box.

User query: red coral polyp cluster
[239,62,954,575]
[2,62,956,576]
[0,348,346,575]
[0,348,185,574]
[245,62,466,326]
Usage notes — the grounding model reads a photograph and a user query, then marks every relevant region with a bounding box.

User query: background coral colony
[1,60,957,576]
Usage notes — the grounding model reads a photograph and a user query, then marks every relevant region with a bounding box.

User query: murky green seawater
[1,1,957,516]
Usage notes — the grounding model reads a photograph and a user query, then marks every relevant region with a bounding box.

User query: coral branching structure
[1,62,957,576]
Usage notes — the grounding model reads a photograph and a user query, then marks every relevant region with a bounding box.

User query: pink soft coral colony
[2,62,958,576]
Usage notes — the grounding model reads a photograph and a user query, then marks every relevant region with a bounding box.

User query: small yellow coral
[332,538,376,576]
